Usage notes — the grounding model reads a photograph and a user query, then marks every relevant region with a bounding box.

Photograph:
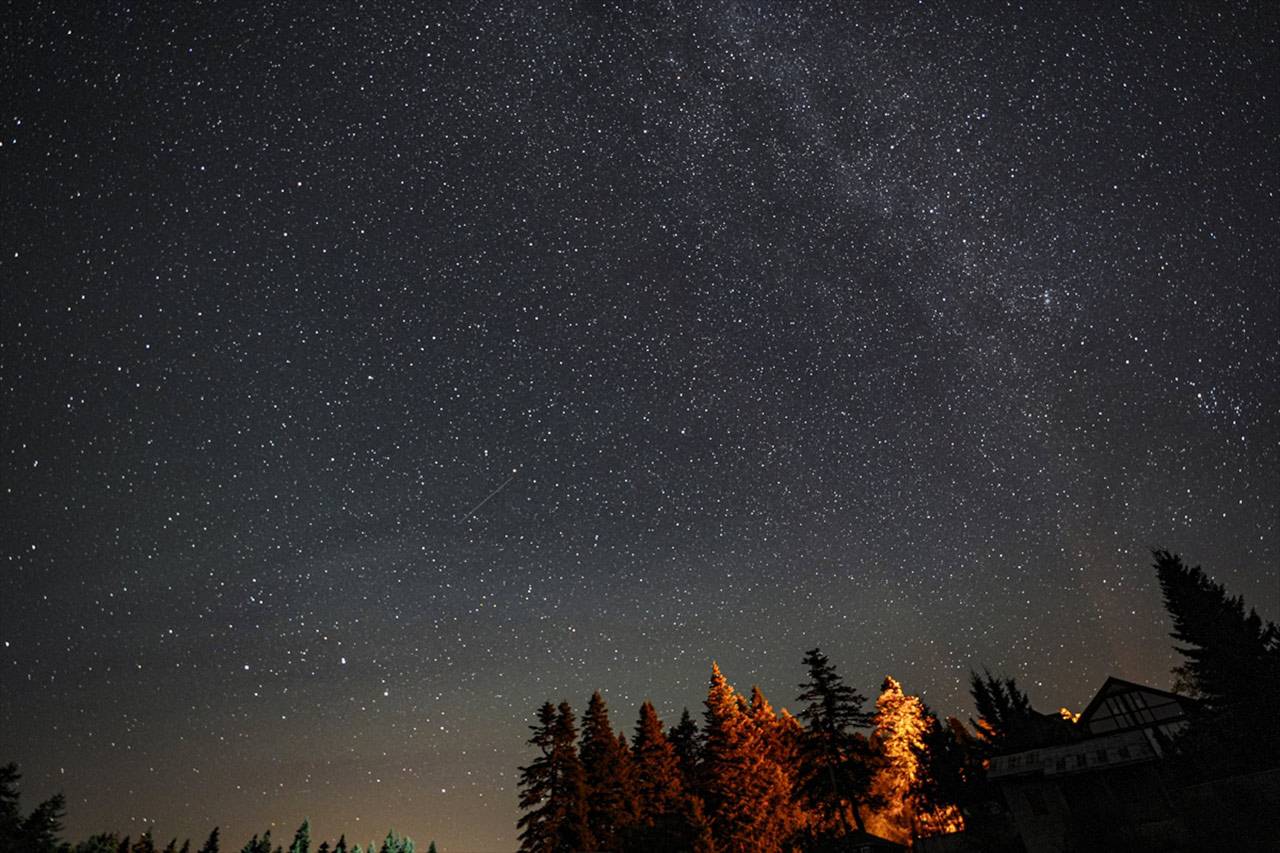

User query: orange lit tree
[865,677,964,844]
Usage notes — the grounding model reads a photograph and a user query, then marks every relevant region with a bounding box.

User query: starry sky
[2,1,1278,850]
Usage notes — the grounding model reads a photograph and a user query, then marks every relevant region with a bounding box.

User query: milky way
[3,2,1277,849]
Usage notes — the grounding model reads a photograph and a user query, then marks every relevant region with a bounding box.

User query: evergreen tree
[1154,549,1280,708]
[239,836,258,853]
[579,691,639,848]
[0,763,20,851]
[75,833,123,853]
[699,664,796,852]
[968,669,1072,753]
[0,763,68,853]
[631,700,687,821]
[162,840,178,853]
[118,837,131,853]
[517,701,594,852]
[865,677,964,844]
[332,836,347,853]
[288,821,310,853]
[316,844,329,853]
[197,828,219,853]
[426,844,437,853]
[795,647,877,835]
[179,840,191,853]
[20,791,66,852]
[132,830,157,853]
[667,708,702,786]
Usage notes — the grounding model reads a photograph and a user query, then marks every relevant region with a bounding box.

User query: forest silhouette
[5,551,1277,853]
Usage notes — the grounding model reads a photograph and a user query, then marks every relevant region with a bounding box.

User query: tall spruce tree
[332,836,346,853]
[288,821,310,853]
[631,700,687,821]
[517,701,594,853]
[197,828,219,853]
[1154,549,1280,707]
[1154,549,1280,771]
[865,677,964,844]
[579,691,640,848]
[132,829,158,853]
[796,647,877,835]
[700,664,796,852]
[668,708,702,787]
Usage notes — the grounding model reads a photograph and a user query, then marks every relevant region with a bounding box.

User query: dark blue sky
[3,2,1277,849]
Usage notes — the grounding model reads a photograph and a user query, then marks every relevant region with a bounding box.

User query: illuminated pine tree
[699,664,797,852]
[866,677,964,845]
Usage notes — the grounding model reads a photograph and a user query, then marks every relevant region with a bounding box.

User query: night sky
[3,2,1278,850]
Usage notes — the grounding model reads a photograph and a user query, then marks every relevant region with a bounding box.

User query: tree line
[515,549,1280,851]
[0,786,434,853]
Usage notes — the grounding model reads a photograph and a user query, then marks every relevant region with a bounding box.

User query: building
[986,677,1196,853]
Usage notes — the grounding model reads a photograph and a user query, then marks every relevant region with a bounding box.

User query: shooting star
[459,469,518,522]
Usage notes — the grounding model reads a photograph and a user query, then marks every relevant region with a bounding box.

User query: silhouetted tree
[132,831,157,853]
[795,648,877,836]
[517,701,594,852]
[1154,549,1280,707]
[197,828,219,853]
[332,836,346,853]
[22,796,67,852]
[75,833,123,853]
[668,708,702,785]
[0,763,67,853]
[631,700,687,821]
[579,691,640,848]
[288,820,310,853]
[1154,549,1280,772]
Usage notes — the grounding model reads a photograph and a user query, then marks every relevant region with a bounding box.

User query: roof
[1077,676,1196,736]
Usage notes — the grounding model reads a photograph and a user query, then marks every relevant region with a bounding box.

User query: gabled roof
[1077,676,1195,729]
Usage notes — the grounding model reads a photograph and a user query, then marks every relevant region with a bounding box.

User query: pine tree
[865,677,964,844]
[179,840,191,853]
[0,763,20,851]
[517,701,594,852]
[332,836,346,853]
[316,844,329,853]
[795,647,877,836]
[668,708,702,787]
[133,831,157,853]
[631,700,687,821]
[197,828,219,853]
[20,791,66,852]
[699,664,797,852]
[162,839,178,853]
[1154,549,1280,708]
[288,820,310,853]
[580,691,640,848]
